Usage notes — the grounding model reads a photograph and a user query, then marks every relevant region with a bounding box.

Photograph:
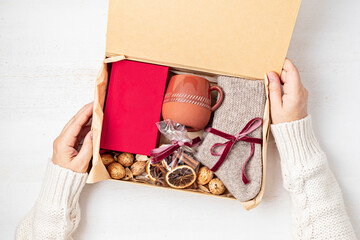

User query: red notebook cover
[100,60,169,155]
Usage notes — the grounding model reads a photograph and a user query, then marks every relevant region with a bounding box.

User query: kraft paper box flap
[106,0,301,79]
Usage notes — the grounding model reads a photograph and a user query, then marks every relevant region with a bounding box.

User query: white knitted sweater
[15,162,87,239]
[16,116,356,239]
[271,116,356,240]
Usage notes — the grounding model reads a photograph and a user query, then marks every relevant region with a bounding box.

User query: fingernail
[90,131,93,139]
[267,74,275,82]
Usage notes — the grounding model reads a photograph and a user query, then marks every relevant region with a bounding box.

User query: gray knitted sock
[195,76,266,201]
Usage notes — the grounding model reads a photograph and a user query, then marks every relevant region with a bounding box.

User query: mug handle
[210,86,224,111]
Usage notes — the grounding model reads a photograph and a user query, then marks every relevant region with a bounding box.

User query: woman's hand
[267,59,308,124]
[52,102,93,173]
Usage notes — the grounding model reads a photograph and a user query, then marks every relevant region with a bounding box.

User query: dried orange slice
[165,165,196,189]
[146,160,167,183]
[161,157,172,170]
[162,156,184,170]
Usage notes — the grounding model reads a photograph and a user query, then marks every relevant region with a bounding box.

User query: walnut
[101,153,115,166]
[135,154,150,161]
[131,161,147,176]
[197,166,213,185]
[123,168,134,181]
[107,162,126,180]
[117,153,134,167]
[208,178,226,195]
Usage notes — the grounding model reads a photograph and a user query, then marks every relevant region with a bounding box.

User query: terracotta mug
[162,74,224,132]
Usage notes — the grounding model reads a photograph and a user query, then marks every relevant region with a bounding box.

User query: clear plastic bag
[148,120,201,189]
[153,120,200,170]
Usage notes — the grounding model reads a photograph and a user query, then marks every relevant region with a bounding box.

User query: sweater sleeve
[15,161,88,240]
[271,116,357,240]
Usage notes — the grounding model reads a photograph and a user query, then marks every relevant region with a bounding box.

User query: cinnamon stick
[181,153,200,170]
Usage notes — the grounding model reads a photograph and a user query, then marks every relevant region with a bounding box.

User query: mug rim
[170,74,209,82]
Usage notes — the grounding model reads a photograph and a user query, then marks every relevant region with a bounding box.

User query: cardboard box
[88,0,301,210]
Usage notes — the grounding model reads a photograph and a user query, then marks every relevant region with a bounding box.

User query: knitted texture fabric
[271,116,357,240]
[15,161,87,240]
[196,76,266,201]
[14,117,357,239]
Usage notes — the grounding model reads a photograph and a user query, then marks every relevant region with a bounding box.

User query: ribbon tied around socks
[205,118,263,184]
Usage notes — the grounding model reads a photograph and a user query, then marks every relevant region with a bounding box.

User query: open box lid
[106,0,301,79]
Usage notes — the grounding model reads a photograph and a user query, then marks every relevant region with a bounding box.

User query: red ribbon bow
[150,137,201,164]
[205,118,263,184]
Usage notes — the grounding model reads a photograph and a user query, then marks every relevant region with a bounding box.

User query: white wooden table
[1,1,359,239]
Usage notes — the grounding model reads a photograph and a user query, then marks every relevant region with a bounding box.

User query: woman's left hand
[52,102,93,173]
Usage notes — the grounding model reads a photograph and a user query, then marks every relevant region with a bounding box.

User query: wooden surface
[1,0,359,239]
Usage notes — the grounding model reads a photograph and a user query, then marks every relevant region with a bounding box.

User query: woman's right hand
[267,59,308,124]
[52,102,93,173]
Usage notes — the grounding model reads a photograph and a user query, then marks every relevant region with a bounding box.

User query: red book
[100,60,169,155]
